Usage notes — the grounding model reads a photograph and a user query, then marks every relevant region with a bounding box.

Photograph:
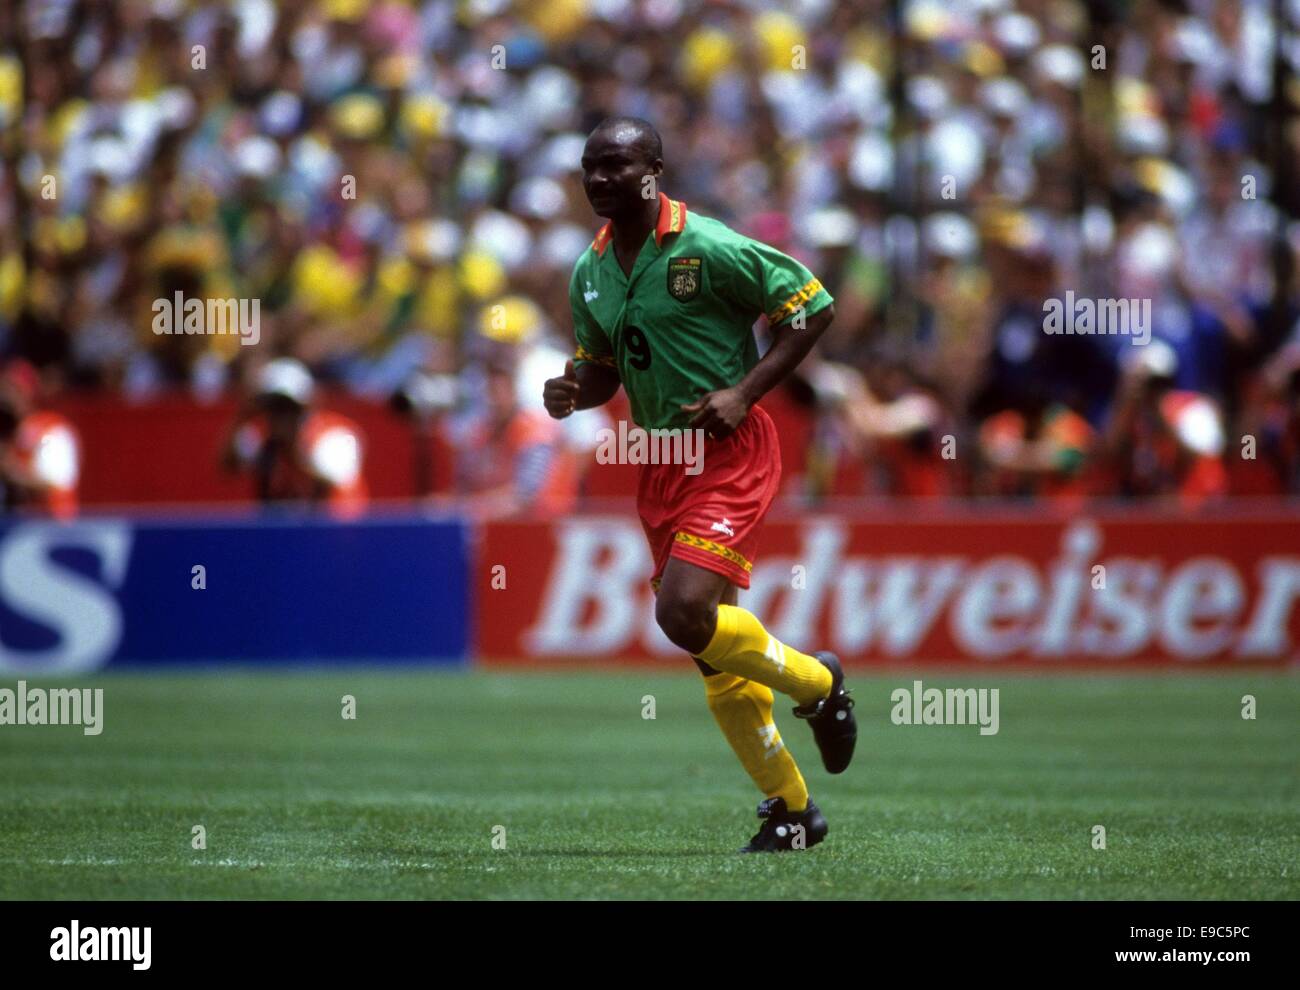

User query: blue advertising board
[0,513,470,674]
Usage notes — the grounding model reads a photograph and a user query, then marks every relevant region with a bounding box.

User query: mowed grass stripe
[0,670,1295,899]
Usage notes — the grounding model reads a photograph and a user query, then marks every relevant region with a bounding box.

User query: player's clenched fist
[543,360,581,418]
[682,386,750,439]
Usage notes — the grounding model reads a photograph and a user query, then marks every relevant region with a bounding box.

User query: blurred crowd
[2,0,1300,513]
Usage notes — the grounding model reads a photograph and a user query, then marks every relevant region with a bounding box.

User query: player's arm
[684,236,836,438]
[548,266,622,418]
[684,304,836,438]
[736,303,836,409]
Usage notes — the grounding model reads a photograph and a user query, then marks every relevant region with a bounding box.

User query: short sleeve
[720,236,834,328]
[309,425,362,488]
[568,266,616,369]
[32,425,79,489]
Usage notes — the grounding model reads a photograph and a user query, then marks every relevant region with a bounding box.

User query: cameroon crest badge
[667,257,702,301]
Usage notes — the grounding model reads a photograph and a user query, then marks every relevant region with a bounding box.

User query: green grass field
[0,669,1296,900]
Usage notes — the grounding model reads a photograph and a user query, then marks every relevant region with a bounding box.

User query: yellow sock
[703,672,808,811]
[697,605,832,707]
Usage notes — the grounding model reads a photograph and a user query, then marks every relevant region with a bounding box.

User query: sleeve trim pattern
[766,277,825,326]
[575,345,616,368]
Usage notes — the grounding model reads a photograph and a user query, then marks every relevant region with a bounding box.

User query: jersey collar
[591,191,688,257]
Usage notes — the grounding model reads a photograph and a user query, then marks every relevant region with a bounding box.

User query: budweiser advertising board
[477,507,1300,666]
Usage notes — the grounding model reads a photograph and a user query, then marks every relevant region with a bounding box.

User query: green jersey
[569,193,834,431]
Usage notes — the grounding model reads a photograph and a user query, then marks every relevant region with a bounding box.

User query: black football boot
[739,796,829,853]
[791,652,857,774]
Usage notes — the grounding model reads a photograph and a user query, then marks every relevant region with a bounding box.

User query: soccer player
[543,117,857,852]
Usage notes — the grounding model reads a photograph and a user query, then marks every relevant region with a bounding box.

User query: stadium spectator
[0,359,80,518]
[1102,341,1229,507]
[1239,332,1300,493]
[448,357,578,519]
[978,387,1096,506]
[221,356,368,516]
[470,292,612,494]
[389,358,459,498]
[837,356,956,497]
[3,0,1297,504]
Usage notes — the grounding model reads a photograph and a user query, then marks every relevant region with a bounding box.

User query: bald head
[589,116,663,165]
[580,117,665,220]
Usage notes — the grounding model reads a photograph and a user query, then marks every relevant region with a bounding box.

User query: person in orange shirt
[452,360,577,518]
[833,360,955,497]
[1104,341,1228,507]
[1241,346,1300,494]
[221,358,368,518]
[0,360,80,519]
[978,388,1096,507]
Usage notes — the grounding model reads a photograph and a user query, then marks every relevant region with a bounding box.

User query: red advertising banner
[477,507,1300,667]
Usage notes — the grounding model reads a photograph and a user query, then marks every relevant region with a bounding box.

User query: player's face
[580,133,661,219]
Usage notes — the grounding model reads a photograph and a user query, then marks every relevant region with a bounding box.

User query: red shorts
[637,404,781,590]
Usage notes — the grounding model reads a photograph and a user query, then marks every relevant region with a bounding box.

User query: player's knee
[655,594,716,654]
